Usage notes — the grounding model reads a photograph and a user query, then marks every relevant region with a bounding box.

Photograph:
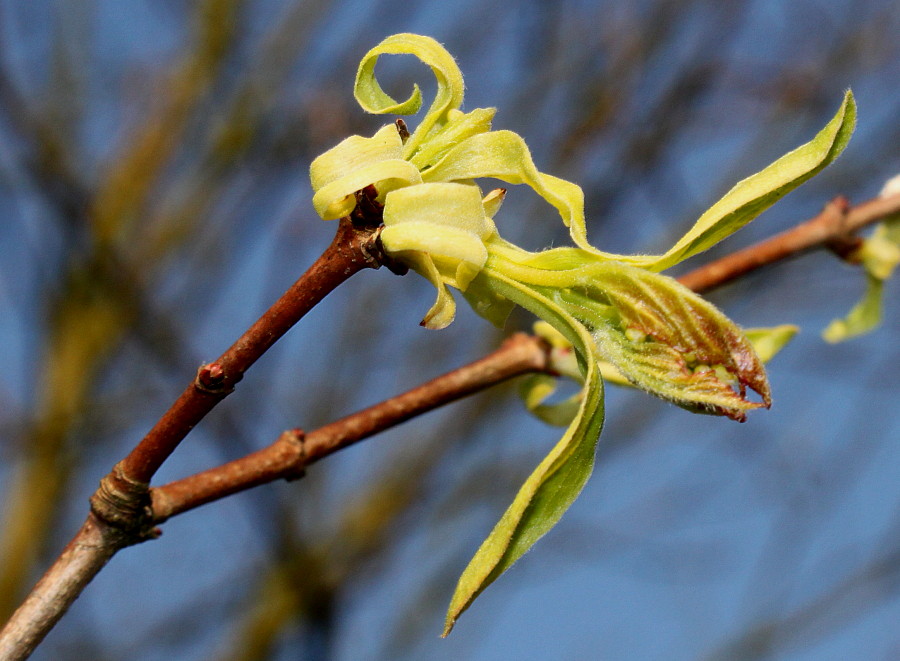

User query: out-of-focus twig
[705,544,900,661]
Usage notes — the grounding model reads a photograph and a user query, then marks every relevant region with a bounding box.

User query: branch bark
[151,332,553,522]
[678,192,900,293]
[0,516,122,661]
[0,214,384,661]
[118,215,385,487]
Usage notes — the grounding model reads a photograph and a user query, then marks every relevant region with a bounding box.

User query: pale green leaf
[635,90,856,271]
[572,267,768,419]
[409,108,496,170]
[402,251,457,330]
[822,275,884,343]
[489,251,771,419]
[557,264,767,420]
[443,269,604,636]
[538,326,796,401]
[381,183,498,319]
[743,325,799,362]
[421,130,587,235]
[519,374,582,427]
[354,33,465,159]
[382,182,496,240]
[309,124,402,191]
[460,281,515,328]
[312,159,421,220]
[858,218,900,280]
[823,214,900,343]
[596,323,797,390]
[309,124,421,219]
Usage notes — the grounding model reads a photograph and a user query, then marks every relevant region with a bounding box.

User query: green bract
[308,33,856,635]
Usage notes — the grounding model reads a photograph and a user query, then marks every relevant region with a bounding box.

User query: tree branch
[0,516,122,661]
[678,192,900,293]
[151,332,553,522]
[0,213,384,661]
[117,215,384,488]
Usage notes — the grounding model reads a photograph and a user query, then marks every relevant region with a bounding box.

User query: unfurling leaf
[543,324,799,408]
[354,32,469,162]
[556,262,770,421]
[309,126,422,220]
[556,91,856,271]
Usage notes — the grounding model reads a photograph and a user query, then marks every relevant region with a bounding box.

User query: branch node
[280,428,307,482]
[374,226,409,275]
[90,462,157,541]
[195,362,234,395]
[350,185,384,228]
[823,195,863,262]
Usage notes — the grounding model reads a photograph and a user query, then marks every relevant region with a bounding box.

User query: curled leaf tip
[354,33,466,158]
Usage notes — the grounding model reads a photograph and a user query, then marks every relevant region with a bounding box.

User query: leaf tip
[440,618,455,638]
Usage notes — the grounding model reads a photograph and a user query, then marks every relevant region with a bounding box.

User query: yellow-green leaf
[421,130,586,236]
[519,374,583,427]
[443,268,604,636]
[822,275,884,343]
[409,108,496,170]
[309,124,421,219]
[402,251,457,330]
[491,253,771,420]
[354,33,465,159]
[636,91,856,271]
[381,183,495,287]
[567,263,769,420]
[743,325,799,362]
[823,212,900,343]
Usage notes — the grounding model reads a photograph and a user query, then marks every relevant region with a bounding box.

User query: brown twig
[0,213,384,661]
[0,516,122,661]
[151,332,553,522]
[117,215,384,488]
[678,192,900,293]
